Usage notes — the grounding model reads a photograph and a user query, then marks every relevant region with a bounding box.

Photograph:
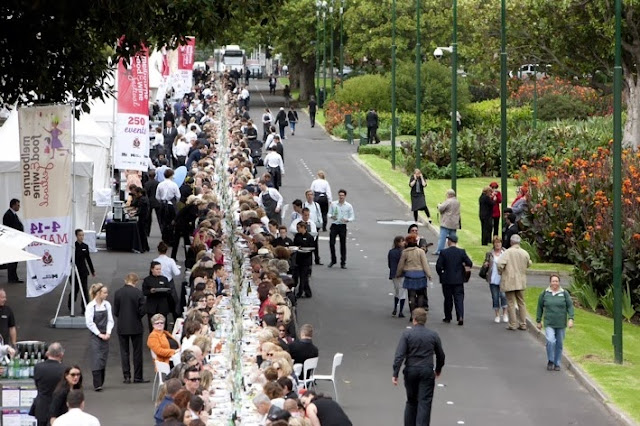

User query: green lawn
[524,288,640,423]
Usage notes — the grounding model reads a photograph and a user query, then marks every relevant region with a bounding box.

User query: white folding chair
[152,360,171,402]
[314,353,343,402]
[300,357,318,390]
[293,363,303,380]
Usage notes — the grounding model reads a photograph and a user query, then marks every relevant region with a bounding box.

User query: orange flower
[553,203,559,208]
[549,231,556,238]
[633,233,640,241]
[564,227,572,234]
[584,232,591,241]
[565,192,572,198]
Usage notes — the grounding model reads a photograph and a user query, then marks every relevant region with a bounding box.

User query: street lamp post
[450,0,458,193]
[612,0,623,364]
[339,0,344,88]
[391,0,397,169]
[415,0,422,170]
[315,3,321,101]
[322,1,327,104]
[500,0,508,225]
[329,1,334,96]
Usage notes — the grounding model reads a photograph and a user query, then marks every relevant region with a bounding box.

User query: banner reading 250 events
[18,105,73,298]
[115,48,150,172]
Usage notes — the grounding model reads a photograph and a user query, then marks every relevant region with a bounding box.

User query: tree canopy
[0,0,281,114]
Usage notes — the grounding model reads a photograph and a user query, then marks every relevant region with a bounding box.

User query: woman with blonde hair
[85,283,114,391]
[310,170,332,231]
[276,305,296,339]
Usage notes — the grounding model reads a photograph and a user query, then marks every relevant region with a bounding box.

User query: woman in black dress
[49,365,83,424]
[409,169,431,223]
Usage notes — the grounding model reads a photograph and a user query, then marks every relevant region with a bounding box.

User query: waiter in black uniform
[142,261,172,332]
[70,229,95,314]
[392,308,445,426]
[3,199,24,283]
[293,222,315,299]
[113,273,148,384]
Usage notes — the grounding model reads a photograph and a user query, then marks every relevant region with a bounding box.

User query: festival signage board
[18,105,73,297]
[114,48,150,171]
[173,37,196,99]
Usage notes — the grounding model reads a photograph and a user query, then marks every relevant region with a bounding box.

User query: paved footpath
[0,79,622,425]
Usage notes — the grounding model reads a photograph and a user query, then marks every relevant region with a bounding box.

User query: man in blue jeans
[434,189,460,255]
[392,308,445,426]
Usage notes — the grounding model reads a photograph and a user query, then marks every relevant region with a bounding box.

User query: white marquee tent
[0,110,95,230]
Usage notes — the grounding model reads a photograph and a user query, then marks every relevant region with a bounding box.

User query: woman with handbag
[481,236,508,323]
[396,234,433,321]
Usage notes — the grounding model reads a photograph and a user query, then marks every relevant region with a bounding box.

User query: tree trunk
[297,61,316,102]
[623,73,639,149]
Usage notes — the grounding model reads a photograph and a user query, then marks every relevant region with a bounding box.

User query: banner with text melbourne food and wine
[18,105,73,297]
[115,47,150,171]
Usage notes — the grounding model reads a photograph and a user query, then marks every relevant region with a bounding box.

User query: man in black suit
[113,273,147,384]
[69,229,95,314]
[366,108,379,144]
[144,169,160,236]
[288,324,319,368]
[163,120,178,167]
[436,234,473,326]
[3,199,24,283]
[32,342,65,426]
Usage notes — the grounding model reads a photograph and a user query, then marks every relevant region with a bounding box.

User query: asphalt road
[0,79,621,426]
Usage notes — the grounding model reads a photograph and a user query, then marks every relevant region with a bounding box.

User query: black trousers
[92,369,105,389]
[313,236,321,264]
[442,284,465,321]
[492,217,500,237]
[329,223,347,265]
[137,220,149,252]
[310,111,316,127]
[118,333,144,381]
[296,264,312,297]
[68,273,89,313]
[403,367,435,426]
[171,229,191,260]
[481,217,493,245]
[407,289,428,313]
[367,126,378,143]
[413,207,431,222]
[317,197,329,231]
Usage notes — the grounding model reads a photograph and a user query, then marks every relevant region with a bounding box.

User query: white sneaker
[494,316,501,323]
[502,314,509,323]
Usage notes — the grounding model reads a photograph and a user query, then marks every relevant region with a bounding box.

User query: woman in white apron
[85,283,114,391]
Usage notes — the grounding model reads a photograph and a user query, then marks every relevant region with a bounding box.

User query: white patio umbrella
[0,244,40,265]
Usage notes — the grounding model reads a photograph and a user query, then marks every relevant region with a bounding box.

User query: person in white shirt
[310,170,333,231]
[328,189,356,269]
[258,180,284,225]
[177,118,187,136]
[52,389,100,426]
[265,127,277,150]
[261,108,273,140]
[151,127,164,161]
[156,169,181,205]
[241,86,250,109]
[172,136,190,167]
[154,241,181,283]
[85,283,114,391]
[184,125,198,144]
[303,190,324,264]
[263,146,285,190]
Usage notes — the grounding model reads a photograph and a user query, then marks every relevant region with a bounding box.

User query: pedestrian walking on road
[497,234,532,330]
[479,186,495,245]
[409,169,432,223]
[436,235,472,326]
[308,96,317,128]
[392,308,445,426]
[482,236,508,323]
[258,180,284,225]
[142,261,174,333]
[366,108,380,144]
[388,236,407,317]
[261,108,273,141]
[396,234,433,318]
[275,107,288,139]
[310,171,332,232]
[328,189,355,269]
[113,273,147,384]
[85,283,114,391]
[287,107,298,136]
[536,274,574,371]
[434,190,460,255]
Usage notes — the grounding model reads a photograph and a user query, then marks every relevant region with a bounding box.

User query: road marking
[447,401,454,405]
[318,236,329,241]
[446,364,490,370]
[377,219,424,226]
[363,255,368,259]
[457,422,465,425]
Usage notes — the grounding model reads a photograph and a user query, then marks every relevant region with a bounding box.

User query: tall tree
[0,0,281,114]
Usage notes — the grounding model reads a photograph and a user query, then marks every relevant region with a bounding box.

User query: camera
[433,48,443,59]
